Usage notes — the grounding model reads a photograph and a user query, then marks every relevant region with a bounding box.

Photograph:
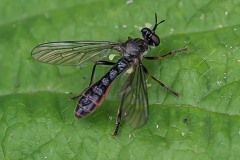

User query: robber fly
[31,14,187,136]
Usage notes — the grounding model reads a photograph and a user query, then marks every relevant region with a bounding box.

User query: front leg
[144,47,188,60]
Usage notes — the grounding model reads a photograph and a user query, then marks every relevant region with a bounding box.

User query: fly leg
[113,107,122,137]
[142,65,180,97]
[71,60,115,100]
[70,92,84,100]
[142,47,188,97]
[89,61,116,86]
[144,47,188,60]
[112,80,131,137]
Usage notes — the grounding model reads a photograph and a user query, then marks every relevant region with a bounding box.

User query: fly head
[122,38,148,59]
[141,13,165,46]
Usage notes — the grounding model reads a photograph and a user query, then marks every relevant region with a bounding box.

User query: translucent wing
[120,63,149,129]
[31,41,119,65]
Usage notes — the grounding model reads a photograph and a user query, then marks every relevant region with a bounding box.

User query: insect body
[31,14,187,136]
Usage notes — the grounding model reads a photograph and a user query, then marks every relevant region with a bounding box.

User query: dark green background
[0,0,240,159]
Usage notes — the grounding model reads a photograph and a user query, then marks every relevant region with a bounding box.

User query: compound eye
[150,34,160,46]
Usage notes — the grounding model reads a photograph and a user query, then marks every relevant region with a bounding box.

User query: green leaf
[0,0,240,159]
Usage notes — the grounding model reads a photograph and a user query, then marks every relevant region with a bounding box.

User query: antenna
[152,13,165,32]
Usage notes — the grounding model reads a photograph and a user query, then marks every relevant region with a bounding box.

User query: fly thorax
[122,38,148,58]
[132,58,140,65]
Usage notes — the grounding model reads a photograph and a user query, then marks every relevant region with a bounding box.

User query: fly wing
[31,41,119,65]
[120,64,149,129]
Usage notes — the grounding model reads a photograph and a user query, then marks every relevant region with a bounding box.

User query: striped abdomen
[75,58,130,118]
